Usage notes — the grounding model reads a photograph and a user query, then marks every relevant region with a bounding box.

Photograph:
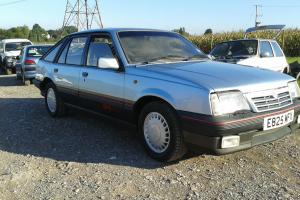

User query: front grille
[250,90,292,112]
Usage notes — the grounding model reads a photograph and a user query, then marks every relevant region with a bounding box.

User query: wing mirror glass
[98,57,119,69]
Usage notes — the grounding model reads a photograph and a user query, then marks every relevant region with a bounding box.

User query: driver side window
[260,41,274,57]
[86,35,114,67]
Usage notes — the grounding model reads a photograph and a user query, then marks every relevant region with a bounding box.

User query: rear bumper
[180,102,300,154]
[23,71,36,79]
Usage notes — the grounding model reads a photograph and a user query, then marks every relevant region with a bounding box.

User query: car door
[257,40,278,71]
[52,36,88,104]
[270,41,289,72]
[78,34,126,119]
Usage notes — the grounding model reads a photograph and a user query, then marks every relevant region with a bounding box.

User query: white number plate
[263,110,294,131]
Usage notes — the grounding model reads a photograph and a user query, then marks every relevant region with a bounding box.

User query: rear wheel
[22,72,30,86]
[45,82,66,117]
[5,68,12,75]
[138,102,187,162]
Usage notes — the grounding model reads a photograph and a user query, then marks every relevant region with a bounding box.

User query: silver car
[34,28,300,162]
[16,45,52,85]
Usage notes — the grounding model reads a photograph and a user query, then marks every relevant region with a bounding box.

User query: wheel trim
[47,88,57,113]
[143,112,171,154]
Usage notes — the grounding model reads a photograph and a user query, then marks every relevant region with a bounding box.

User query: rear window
[26,46,52,57]
[271,42,284,57]
[44,43,63,62]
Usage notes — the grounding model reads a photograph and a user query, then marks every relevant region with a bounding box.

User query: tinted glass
[271,42,284,57]
[260,41,274,57]
[118,31,206,64]
[211,40,258,58]
[87,36,114,67]
[0,43,3,53]
[26,46,52,57]
[5,42,31,52]
[44,43,63,62]
[66,37,88,65]
[58,42,70,64]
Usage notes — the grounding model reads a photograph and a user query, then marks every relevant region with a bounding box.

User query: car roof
[70,28,170,36]
[1,38,32,43]
[25,44,53,48]
[215,38,277,44]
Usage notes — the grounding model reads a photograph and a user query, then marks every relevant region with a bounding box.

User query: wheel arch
[133,94,177,123]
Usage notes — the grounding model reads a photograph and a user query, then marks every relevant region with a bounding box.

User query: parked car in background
[34,28,300,162]
[0,39,33,74]
[16,45,52,85]
[209,25,290,73]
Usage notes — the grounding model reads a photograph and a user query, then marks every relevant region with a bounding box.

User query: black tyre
[22,72,30,86]
[5,68,12,75]
[45,82,66,117]
[138,102,187,162]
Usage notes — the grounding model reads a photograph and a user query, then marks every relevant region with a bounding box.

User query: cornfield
[188,29,300,57]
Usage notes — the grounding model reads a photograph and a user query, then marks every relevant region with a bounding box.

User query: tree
[29,24,47,42]
[204,28,213,35]
[173,27,190,37]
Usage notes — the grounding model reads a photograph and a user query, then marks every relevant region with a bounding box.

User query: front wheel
[138,102,187,162]
[45,82,66,117]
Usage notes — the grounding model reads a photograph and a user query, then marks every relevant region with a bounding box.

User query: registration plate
[263,110,294,131]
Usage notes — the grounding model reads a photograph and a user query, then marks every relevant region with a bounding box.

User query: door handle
[82,72,89,77]
[54,68,58,73]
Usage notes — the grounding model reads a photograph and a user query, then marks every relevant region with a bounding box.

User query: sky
[0,0,300,34]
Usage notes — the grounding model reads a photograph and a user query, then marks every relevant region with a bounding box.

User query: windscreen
[211,40,258,58]
[5,42,32,52]
[118,31,207,64]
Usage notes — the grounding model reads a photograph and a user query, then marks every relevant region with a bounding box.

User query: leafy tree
[29,24,47,42]
[204,28,213,35]
[173,27,190,37]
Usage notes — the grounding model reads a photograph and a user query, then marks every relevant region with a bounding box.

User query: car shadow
[0,96,199,169]
[0,74,23,86]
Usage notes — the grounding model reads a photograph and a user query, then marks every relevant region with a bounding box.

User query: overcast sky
[0,0,299,34]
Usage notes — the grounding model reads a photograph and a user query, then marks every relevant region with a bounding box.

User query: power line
[0,0,27,7]
[262,5,300,8]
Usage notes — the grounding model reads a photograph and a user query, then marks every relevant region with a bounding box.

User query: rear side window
[58,42,70,64]
[271,42,284,57]
[87,36,114,67]
[66,37,88,65]
[260,41,274,57]
[44,43,63,62]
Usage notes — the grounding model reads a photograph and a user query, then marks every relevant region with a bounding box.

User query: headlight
[288,81,300,99]
[6,57,13,62]
[210,91,250,116]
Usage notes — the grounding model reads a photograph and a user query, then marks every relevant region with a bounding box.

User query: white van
[0,39,32,74]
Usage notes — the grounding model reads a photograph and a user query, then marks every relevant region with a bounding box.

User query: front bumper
[180,102,300,154]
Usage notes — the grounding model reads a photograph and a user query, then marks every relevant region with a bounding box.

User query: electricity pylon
[62,0,103,32]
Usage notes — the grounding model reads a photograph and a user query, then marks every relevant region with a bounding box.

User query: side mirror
[16,56,20,60]
[207,54,215,60]
[98,57,119,69]
[260,52,270,58]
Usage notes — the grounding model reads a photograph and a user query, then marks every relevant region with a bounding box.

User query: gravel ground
[0,74,299,200]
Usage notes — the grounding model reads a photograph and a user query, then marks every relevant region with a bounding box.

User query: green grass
[287,57,300,64]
